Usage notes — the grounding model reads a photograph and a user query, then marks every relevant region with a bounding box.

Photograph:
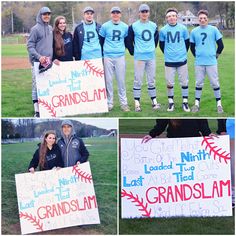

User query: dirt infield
[2,57,30,70]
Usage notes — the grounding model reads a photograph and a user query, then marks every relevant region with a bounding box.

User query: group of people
[27,4,224,117]
[28,120,89,172]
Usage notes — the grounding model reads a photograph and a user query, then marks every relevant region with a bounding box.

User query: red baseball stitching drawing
[84,60,104,78]
[38,98,56,117]
[121,189,152,217]
[201,136,231,164]
[72,165,93,183]
[19,212,43,231]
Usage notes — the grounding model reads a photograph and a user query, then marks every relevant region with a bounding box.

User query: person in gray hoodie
[27,6,53,117]
[57,120,89,167]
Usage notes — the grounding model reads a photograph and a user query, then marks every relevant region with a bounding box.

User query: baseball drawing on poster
[121,136,232,218]
[35,58,108,117]
[15,162,100,234]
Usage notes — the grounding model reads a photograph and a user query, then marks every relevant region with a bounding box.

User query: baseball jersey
[190,25,222,66]
[81,21,102,60]
[159,23,189,63]
[100,20,128,58]
[132,20,157,60]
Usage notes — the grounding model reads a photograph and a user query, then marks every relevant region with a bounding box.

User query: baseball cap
[61,120,73,127]
[139,4,150,12]
[83,6,94,13]
[40,7,51,15]
[110,6,121,13]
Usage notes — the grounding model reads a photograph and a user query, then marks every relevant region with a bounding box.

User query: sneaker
[135,105,141,112]
[121,105,130,112]
[152,103,161,110]
[167,103,174,112]
[108,105,113,111]
[191,105,199,113]
[217,105,224,114]
[182,103,190,112]
[34,112,40,118]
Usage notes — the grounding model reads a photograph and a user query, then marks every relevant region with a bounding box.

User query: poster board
[15,162,100,234]
[35,59,108,117]
[121,136,232,218]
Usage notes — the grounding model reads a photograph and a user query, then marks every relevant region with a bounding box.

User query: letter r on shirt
[112,30,121,41]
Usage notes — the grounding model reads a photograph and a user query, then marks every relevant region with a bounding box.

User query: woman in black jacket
[142,119,213,143]
[28,130,64,172]
[53,16,73,62]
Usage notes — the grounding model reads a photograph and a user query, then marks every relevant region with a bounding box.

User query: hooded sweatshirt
[28,143,64,171]
[57,120,90,167]
[27,7,53,65]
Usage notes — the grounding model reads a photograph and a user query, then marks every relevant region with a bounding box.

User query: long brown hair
[39,130,56,169]
[53,16,66,57]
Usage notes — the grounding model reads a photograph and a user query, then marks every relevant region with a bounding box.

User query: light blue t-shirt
[159,23,189,63]
[132,20,157,60]
[99,20,128,58]
[226,119,235,139]
[81,21,102,60]
[190,25,222,66]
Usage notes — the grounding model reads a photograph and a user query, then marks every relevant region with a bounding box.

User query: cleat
[121,105,130,112]
[34,112,40,118]
[152,103,161,110]
[167,103,174,112]
[182,103,190,112]
[191,105,199,113]
[217,105,224,114]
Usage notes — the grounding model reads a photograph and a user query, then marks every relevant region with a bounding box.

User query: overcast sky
[7,118,118,130]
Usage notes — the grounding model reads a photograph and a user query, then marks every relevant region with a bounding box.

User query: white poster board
[35,59,108,117]
[15,162,100,234]
[121,136,232,218]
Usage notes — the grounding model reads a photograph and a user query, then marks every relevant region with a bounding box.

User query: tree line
[2,1,235,34]
[1,119,112,139]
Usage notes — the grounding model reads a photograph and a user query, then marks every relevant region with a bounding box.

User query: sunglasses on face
[112,11,121,14]
[42,12,51,16]
[141,10,149,13]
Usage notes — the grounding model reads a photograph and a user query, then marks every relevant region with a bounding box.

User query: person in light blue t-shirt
[73,6,102,60]
[99,6,130,112]
[190,9,224,114]
[126,3,159,112]
[159,8,190,113]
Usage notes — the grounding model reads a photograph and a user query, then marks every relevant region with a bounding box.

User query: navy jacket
[53,32,73,61]
[73,21,102,60]
[29,144,64,171]
[57,135,89,167]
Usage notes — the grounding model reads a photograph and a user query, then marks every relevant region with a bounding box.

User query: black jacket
[53,32,73,61]
[28,143,64,171]
[149,119,211,138]
[126,24,159,56]
[73,21,102,60]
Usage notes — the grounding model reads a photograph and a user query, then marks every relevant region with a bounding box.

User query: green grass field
[118,119,235,235]
[2,44,28,57]
[1,38,234,117]
[1,137,117,235]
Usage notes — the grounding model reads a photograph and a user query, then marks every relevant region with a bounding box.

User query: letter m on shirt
[167,31,180,43]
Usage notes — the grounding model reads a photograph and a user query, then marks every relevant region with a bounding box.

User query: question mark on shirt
[200,33,207,45]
